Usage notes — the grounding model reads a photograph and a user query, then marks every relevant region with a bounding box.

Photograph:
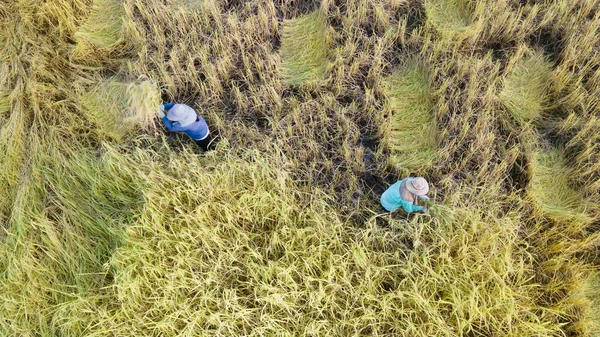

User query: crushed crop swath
[80,77,160,141]
[73,0,124,57]
[383,64,437,171]
[529,148,593,224]
[0,93,8,116]
[424,0,473,33]
[125,77,161,131]
[0,64,10,118]
[499,48,553,125]
[582,272,600,335]
[80,79,130,141]
[280,11,328,86]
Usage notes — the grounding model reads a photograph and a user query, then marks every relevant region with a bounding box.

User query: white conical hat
[166,104,197,127]
[405,177,429,196]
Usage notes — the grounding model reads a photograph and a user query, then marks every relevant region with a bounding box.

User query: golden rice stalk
[580,272,600,336]
[0,96,28,224]
[73,0,125,59]
[125,76,160,131]
[567,116,600,196]
[471,0,541,44]
[80,76,158,141]
[0,92,8,116]
[80,78,130,142]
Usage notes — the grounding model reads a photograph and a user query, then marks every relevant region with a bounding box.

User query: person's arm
[163,103,175,110]
[419,196,432,213]
[402,201,425,213]
[161,116,187,131]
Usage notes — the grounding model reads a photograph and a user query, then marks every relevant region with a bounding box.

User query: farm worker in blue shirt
[157,103,213,151]
[381,177,430,213]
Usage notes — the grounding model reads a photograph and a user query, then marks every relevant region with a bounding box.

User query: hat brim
[405,178,429,195]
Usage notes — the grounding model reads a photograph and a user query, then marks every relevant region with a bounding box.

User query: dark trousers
[194,134,214,151]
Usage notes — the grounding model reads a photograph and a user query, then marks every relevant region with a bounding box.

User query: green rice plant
[424,0,473,34]
[499,47,553,125]
[528,148,593,224]
[73,0,125,59]
[383,63,437,172]
[280,11,329,86]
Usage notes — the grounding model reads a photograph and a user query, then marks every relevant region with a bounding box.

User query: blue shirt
[160,103,209,140]
[380,180,425,213]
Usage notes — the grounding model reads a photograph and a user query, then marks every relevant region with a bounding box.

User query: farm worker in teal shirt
[381,177,430,213]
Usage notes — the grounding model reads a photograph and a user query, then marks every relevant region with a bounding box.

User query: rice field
[1,0,599,336]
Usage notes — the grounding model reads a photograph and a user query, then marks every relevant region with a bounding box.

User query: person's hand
[418,195,430,201]
[157,105,165,118]
[422,207,429,214]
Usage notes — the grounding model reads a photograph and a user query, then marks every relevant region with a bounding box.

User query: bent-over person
[380,177,430,213]
[157,103,213,151]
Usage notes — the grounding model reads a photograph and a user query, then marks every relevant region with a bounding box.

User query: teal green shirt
[380,180,425,213]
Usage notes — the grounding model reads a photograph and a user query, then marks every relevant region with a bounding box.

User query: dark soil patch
[481,41,518,68]
[507,153,530,194]
[509,0,547,9]
[222,0,252,12]
[272,0,321,20]
[405,2,426,35]
[528,26,566,64]
[358,135,386,194]
[271,29,282,51]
